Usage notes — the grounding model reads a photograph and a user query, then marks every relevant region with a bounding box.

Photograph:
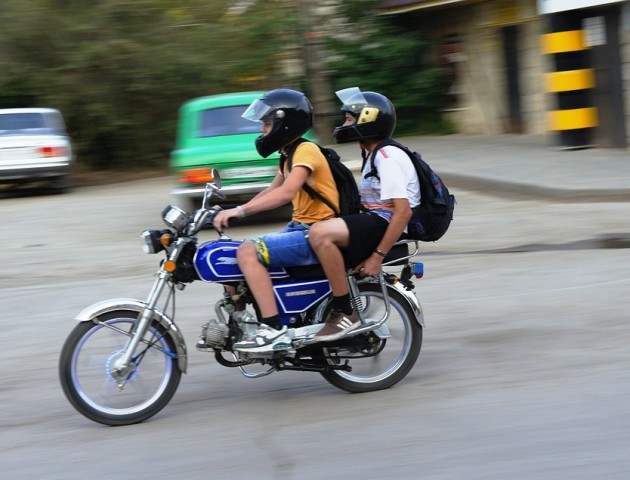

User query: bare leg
[232,241,290,352]
[237,241,278,318]
[309,219,361,340]
[308,218,350,296]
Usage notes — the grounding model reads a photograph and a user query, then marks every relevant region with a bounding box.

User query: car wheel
[50,175,72,194]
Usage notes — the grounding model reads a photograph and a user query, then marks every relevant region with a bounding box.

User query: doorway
[501,25,523,134]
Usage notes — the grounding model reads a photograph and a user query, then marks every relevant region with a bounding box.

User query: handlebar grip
[205,208,239,237]
[204,208,219,225]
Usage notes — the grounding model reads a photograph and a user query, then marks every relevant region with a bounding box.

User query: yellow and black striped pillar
[542,12,598,149]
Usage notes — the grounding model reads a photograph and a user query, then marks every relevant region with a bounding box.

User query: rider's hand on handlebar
[212,207,240,231]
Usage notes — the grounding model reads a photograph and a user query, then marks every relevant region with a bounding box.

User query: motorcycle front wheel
[59,310,181,426]
[319,283,422,393]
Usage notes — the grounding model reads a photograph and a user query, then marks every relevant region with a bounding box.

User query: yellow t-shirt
[283,142,339,224]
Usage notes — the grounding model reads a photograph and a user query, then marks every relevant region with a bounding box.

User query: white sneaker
[233,325,292,353]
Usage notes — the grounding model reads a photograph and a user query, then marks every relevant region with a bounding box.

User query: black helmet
[332,87,396,144]
[242,89,313,158]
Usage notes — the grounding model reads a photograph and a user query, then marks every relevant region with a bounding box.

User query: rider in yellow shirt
[213,89,338,353]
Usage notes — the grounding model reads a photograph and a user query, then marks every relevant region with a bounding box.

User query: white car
[0,108,74,191]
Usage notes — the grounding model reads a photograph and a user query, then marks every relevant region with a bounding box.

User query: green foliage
[0,0,298,170]
[0,0,451,171]
[326,7,453,135]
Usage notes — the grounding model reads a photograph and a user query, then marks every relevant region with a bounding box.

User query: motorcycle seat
[285,242,410,280]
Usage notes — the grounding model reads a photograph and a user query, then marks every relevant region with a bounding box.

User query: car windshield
[197,106,261,137]
[0,112,65,135]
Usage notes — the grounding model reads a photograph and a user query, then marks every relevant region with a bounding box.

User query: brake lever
[204,208,231,238]
[215,218,239,239]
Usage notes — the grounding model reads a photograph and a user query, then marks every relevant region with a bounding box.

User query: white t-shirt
[359,144,421,222]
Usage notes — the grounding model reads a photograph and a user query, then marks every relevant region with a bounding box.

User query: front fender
[74,298,188,373]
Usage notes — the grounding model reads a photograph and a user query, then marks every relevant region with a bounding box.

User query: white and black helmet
[332,87,396,144]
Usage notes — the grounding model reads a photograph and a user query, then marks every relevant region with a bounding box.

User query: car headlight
[161,205,190,231]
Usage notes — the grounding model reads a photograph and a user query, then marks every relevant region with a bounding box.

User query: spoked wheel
[319,283,422,393]
[59,310,181,426]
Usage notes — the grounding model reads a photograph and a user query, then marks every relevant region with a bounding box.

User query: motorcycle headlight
[162,205,190,231]
[141,229,166,254]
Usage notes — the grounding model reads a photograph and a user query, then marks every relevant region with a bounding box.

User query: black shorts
[342,212,389,267]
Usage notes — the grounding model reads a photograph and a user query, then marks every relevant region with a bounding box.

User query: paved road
[1,178,630,479]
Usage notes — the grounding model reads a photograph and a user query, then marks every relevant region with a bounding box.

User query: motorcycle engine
[199,319,229,348]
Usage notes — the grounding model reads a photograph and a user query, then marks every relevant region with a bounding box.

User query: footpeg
[195,340,214,352]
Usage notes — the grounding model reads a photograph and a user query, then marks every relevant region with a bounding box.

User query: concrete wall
[408,0,550,135]
[393,0,630,145]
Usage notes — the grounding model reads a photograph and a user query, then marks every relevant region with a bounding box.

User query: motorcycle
[59,170,425,426]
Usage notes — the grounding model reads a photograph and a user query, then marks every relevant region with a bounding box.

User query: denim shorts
[248,221,318,268]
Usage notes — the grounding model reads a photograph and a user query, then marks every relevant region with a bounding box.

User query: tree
[0,0,299,169]
[0,0,450,171]
[324,0,452,134]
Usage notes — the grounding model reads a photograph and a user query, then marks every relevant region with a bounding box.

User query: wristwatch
[374,248,388,258]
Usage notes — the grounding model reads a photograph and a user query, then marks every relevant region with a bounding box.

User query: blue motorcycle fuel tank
[195,240,289,282]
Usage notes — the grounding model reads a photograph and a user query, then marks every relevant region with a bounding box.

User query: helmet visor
[242,98,273,123]
[336,87,379,126]
[335,87,368,108]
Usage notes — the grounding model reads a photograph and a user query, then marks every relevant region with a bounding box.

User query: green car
[169,91,314,210]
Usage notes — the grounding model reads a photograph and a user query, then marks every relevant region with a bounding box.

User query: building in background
[380,0,629,148]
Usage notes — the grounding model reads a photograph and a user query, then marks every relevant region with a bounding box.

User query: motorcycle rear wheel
[59,310,181,426]
[319,283,422,393]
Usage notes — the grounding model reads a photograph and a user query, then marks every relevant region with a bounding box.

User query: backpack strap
[365,138,402,181]
[366,138,429,203]
[282,138,340,216]
[279,137,308,174]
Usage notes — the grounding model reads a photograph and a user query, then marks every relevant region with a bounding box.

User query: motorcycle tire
[59,310,181,426]
[319,283,422,393]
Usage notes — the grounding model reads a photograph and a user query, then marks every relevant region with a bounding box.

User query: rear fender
[74,298,188,373]
[389,282,425,327]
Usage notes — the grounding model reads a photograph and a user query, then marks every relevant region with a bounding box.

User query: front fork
[110,269,171,380]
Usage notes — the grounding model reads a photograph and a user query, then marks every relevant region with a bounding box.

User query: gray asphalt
[2,137,630,479]
[335,134,630,202]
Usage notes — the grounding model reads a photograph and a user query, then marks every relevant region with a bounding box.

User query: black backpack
[366,139,455,242]
[282,138,361,217]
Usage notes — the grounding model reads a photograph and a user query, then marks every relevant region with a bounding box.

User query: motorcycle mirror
[201,169,225,208]
[210,168,221,189]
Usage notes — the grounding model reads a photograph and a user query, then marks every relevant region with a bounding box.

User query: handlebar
[184,177,227,236]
